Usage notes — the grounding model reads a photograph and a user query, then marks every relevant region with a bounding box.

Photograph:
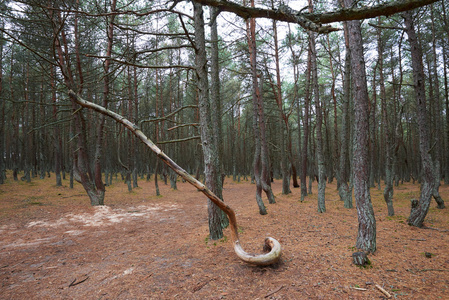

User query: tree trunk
[429,5,445,208]
[245,0,271,214]
[339,16,353,209]
[309,27,326,213]
[272,19,292,195]
[376,17,394,216]
[326,34,339,186]
[443,44,449,186]
[51,67,62,187]
[0,20,4,184]
[403,11,436,227]
[210,6,229,228]
[345,0,376,253]
[257,74,276,204]
[301,47,311,201]
[155,160,160,196]
[194,2,224,239]
[53,3,108,206]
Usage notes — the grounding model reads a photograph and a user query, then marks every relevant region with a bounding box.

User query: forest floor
[1,172,449,299]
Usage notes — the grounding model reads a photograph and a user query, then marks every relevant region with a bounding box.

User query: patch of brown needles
[1,171,448,299]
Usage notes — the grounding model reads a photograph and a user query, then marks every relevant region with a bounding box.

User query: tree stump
[352,251,370,266]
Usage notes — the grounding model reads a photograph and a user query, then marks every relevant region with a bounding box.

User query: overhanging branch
[194,0,438,33]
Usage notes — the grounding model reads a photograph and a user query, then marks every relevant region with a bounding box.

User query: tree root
[69,90,282,266]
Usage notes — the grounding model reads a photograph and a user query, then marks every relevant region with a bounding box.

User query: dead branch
[168,123,199,131]
[264,285,285,298]
[156,135,200,144]
[422,226,449,232]
[68,90,282,266]
[375,284,391,298]
[140,105,198,126]
[69,275,89,287]
[407,268,449,273]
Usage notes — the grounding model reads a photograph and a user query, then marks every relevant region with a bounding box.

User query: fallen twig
[139,273,153,282]
[69,275,89,287]
[264,285,285,298]
[192,279,211,293]
[375,284,391,298]
[407,268,449,273]
[410,238,426,241]
[352,287,367,291]
[422,226,449,232]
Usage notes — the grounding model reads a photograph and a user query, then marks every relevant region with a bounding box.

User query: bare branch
[84,54,194,70]
[168,123,199,131]
[140,105,198,125]
[157,135,200,144]
[194,0,439,33]
[368,23,404,31]
[68,90,282,266]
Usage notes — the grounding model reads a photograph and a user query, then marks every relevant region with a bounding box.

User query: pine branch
[194,0,439,33]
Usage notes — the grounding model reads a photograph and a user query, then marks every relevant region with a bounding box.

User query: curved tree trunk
[69,90,282,266]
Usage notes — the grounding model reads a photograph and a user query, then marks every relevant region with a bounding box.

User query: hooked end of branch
[233,237,282,266]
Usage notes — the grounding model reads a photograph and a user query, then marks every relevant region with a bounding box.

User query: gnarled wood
[68,90,281,266]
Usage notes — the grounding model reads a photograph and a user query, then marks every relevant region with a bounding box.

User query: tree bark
[338,0,353,209]
[194,2,224,239]
[272,19,292,194]
[301,47,311,201]
[53,4,107,206]
[309,23,326,213]
[194,0,438,32]
[344,0,376,253]
[210,6,229,229]
[51,66,62,187]
[403,11,436,227]
[0,20,4,184]
[245,0,273,213]
[376,17,394,216]
[429,5,445,209]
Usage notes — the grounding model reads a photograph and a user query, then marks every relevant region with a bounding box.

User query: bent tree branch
[68,90,281,266]
[194,0,438,32]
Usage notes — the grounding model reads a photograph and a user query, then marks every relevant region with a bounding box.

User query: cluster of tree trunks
[0,0,447,265]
